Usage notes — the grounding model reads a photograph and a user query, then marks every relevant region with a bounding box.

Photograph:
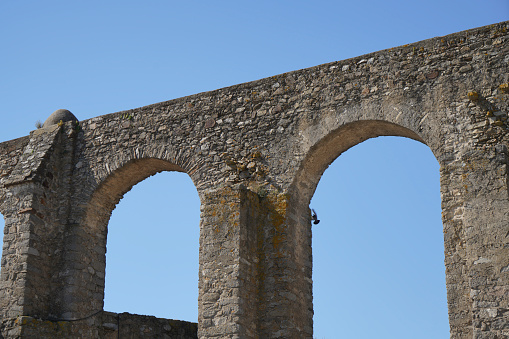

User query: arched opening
[104,171,200,321]
[311,136,448,338]
[60,157,201,323]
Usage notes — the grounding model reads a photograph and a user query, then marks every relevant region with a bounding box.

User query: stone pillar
[255,191,313,338]
[460,147,509,338]
[198,186,313,338]
[0,182,49,319]
[198,186,258,338]
[441,145,509,338]
[0,122,80,333]
[440,156,473,338]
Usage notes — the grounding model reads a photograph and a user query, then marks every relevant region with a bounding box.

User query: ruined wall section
[0,122,83,324]
[100,312,197,339]
[0,312,197,339]
[63,23,507,199]
[0,121,84,338]
[59,130,196,320]
[0,136,30,336]
[0,21,507,338]
[290,22,507,193]
[0,127,61,319]
[287,22,509,339]
[289,23,509,338]
[430,26,509,338]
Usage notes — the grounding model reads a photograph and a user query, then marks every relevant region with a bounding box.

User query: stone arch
[310,135,447,337]
[86,158,188,234]
[287,118,467,336]
[103,171,199,320]
[58,157,201,320]
[291,119,428,206]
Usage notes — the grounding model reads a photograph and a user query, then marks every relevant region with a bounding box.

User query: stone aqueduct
[0,22,508,338]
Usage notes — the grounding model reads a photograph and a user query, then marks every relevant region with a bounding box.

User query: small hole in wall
[311,136,448,339]
[104,171,200,322]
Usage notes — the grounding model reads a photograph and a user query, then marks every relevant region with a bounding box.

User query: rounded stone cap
[43,109,78,127]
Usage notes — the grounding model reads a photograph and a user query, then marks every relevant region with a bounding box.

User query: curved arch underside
[58,157,195,320]
[86,158,187,229]
[292,120,427,205]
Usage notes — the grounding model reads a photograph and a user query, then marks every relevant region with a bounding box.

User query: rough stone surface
[0,21,508,338]
[0,312,197,339]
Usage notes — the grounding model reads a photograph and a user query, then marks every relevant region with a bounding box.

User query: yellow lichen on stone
[467,91,479,101]
[251,151,262,159]
[499,83,509,93]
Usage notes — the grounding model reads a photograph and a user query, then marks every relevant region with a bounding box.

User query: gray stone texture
[0,312,197,339]
[42,109,78,127]
[0,21,508,338]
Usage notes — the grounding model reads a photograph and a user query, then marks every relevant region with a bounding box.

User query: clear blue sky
[0,1,507,338]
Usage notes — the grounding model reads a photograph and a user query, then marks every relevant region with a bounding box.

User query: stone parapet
[0,312,197,339]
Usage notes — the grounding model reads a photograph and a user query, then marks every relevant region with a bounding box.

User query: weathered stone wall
[0,136,30,318]
[100,312,197,339]
[198,187,312,338]
[0,21,508,338]
[0,312,197,338]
